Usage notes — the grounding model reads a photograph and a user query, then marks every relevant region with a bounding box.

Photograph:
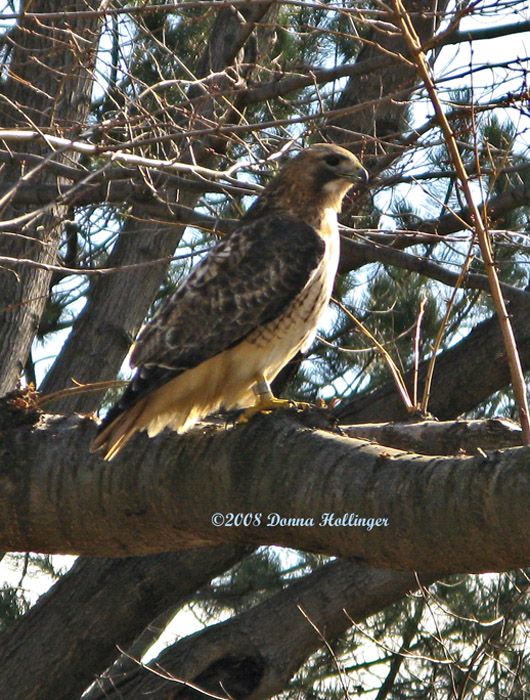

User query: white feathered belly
[141,227,340,436]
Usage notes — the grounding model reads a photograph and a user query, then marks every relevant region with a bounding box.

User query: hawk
[91,143,368,460]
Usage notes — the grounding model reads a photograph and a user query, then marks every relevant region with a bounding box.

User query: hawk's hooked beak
[343,163,369,186]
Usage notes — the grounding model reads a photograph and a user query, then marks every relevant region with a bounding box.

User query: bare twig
[298,605,353,700]
[0,130,259,189]
[0,250,208,278]
[36,379,129,409]
[115,646,232,700]
[420,236,476,413]
[413,298,427,408]
[332,297,414,413]
[392,0,530,443]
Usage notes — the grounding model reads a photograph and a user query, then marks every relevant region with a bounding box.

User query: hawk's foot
[237,394,310,424]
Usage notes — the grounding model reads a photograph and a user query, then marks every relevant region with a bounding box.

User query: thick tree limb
[98,559,433,700]
[2,10,457,700]
[0,546,253,700]
[344,418,523,455]
[0,408,529,573]
[434,18,530,48]
[1,5,528,700]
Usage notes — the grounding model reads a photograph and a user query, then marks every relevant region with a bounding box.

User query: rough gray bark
[0,0,105,394]
[1,407,529,573]
[96,559,434,700]
[0,546,252,700]
[344,418,523,455]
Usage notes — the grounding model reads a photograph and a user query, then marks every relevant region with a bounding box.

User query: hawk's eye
[324,154,342,167]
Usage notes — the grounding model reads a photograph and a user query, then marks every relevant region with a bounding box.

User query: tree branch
[0,130,254,188]
[0,546,252,700]
[437,19,530,48]
[97,559,433,700]
[339,237,530,305]
[1,408,529,573]
[344,418,523,455]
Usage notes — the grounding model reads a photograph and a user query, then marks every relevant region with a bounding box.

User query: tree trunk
[0,0,105,393]
[39,214,187,412]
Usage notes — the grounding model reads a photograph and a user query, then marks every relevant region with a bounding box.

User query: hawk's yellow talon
[237,391,311,424]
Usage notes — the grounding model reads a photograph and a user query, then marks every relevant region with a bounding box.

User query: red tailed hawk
[91,143,368,460]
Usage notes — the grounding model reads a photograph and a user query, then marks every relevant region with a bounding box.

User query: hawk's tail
[90,398,147,461]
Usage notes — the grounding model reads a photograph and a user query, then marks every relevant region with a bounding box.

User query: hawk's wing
[98,213,325,429]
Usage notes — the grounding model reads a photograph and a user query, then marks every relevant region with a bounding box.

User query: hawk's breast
[244,208,340,380]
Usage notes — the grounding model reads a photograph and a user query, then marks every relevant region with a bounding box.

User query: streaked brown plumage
[91,143,368,460]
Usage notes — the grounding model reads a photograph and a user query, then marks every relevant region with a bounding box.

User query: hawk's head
[293,143,368,209]
[307,142,367,181]
[255,143,368,221]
